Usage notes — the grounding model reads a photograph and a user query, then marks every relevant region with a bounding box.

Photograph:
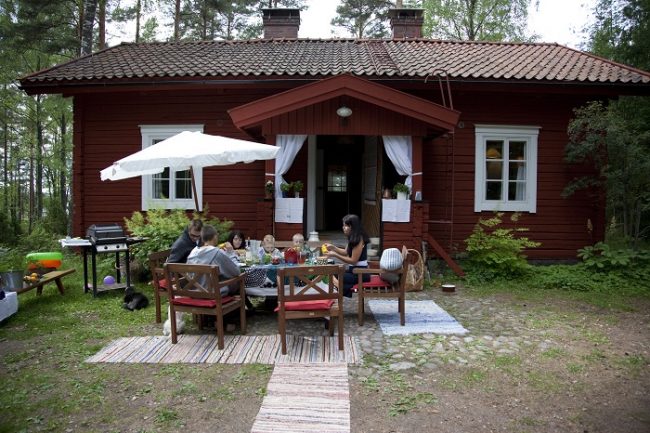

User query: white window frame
[474,124,539,213]
[139,124,204,210]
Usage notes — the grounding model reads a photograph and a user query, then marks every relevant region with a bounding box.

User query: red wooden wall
[422,90,604,260]
[71,82,605,260]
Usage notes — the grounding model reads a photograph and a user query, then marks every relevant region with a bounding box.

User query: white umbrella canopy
[100,131,279,209]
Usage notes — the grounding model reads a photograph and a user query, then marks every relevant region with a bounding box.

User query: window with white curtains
[474,125,539,213]
[274,134,307,198]
[382,135,414,194]
[140,124,203,210]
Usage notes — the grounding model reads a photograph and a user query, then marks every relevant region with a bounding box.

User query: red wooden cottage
[19,8,650,265]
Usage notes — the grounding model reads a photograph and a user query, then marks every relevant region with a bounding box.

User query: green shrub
[577,241,649,271]
[464,212,541,280]
[18,226,62,252]
[124,208,233,270]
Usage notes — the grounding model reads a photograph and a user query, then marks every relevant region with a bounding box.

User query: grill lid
[86,223,125,241]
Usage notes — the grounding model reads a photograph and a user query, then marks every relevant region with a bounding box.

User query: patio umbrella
[100,131,279,210]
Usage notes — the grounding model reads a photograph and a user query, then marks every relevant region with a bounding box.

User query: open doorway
[316,135,364,231]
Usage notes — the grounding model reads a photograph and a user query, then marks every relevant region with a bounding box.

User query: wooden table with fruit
[242,246,332,297]
[16,269,76,296]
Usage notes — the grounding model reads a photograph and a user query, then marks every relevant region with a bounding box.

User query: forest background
[0,0,648,251]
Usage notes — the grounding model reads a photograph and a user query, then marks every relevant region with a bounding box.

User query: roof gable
[228,74,461,133]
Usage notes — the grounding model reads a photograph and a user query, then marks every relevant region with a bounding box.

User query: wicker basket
[404,248,424,292]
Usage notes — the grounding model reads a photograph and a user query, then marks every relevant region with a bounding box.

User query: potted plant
[393,182,410,200]
[280,181,292,198]
[0,249,26,291]
[264,180,274,199]
[292,180,303,198]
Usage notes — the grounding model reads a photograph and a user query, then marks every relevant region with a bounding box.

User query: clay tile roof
[20,39,650,87]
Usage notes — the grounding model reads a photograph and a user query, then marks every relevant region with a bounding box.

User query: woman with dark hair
[226,230,245,250]
[323,214,370,297]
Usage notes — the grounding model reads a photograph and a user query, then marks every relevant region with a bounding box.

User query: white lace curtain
[383,135,414,193]
[274,134,307,198]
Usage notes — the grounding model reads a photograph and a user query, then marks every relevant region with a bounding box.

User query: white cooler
[0,291,18,322]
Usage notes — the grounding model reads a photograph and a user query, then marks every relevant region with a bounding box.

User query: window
[474,125,539,213]
[327,165,347,192]
[140,125,203,210]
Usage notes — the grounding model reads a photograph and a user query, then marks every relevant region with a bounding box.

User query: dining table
[241,258,331,297]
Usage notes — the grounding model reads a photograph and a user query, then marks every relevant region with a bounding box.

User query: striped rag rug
[368,299,469,336]
[251,363,350,433]
[85,334,361,365]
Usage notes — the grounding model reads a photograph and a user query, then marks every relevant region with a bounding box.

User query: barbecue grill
[87,223,128,252]
[80,223,145,297]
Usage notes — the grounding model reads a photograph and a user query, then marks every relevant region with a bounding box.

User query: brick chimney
[389,8,424,39]
[262,8,301,39]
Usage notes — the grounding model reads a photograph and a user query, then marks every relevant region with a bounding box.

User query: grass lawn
[1,253,649,433]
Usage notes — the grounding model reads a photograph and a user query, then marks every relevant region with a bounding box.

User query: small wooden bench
[15,269,76,296]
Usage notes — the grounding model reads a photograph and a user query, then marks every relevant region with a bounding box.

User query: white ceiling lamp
[336,106,352,118]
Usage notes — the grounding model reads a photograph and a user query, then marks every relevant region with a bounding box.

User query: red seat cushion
[275,299,335,312]
[172,296,234,308]
[352,275,390,290]
[158,278,168,289]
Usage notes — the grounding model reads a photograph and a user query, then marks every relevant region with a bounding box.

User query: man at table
[186,224,241,295]
[168,219,203,263]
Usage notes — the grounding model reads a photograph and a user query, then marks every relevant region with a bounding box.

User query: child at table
[292,233,305,249]
[259,234,281,262]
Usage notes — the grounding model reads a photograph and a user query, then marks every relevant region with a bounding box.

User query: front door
[317,136,363,230]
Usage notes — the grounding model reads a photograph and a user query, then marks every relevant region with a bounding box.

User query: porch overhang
[228,74,460,136]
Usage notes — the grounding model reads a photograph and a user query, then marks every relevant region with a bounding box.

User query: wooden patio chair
[353,245,408,326]
[148,249,171,323]
[163,263,247,349]
[275,264,345,355]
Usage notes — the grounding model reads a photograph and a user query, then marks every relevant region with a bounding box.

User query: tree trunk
[81,0,98,56]
[36,94,43,219]
[98,0,106,50]
[2,84,7,213]
[135,0,141,43]
[174,0,181,41]
[60,112,69,234]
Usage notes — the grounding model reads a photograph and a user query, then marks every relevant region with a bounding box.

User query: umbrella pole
[190,166,200,211]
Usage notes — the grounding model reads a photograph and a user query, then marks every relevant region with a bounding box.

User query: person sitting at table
[292,233,305,249]
[258,234,281,262]
[226,230,245,251]
[220,229,245,262]
[187,224,241,295]
[168,219,203,263]
[323,214,370,298]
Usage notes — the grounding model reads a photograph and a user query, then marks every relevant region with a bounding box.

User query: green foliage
[565,99,650,245]
[393,182,409,195]
[331,0,393,38]
[0,248,27,272]
[0,209,21,246]
[579,0,650,245]
[422,0,532,41]
[17,226,62,253]
[464,212,541,280]
[124,208,233,270]
[588,0,650,71]
[280,182,292,192]
[292,180,303,192]
[578,241,650,271]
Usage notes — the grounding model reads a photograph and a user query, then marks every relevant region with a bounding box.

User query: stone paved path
[243,287,535,376]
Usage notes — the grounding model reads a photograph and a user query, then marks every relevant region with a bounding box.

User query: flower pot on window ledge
[265,191,273,200]
[397,191,408,200]
[294,192,300,198]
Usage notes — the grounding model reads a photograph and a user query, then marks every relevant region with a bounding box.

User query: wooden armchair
[148,249,171,323]
[163,263,247,349]
[276,264,345,355]
[353,246,408,326]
